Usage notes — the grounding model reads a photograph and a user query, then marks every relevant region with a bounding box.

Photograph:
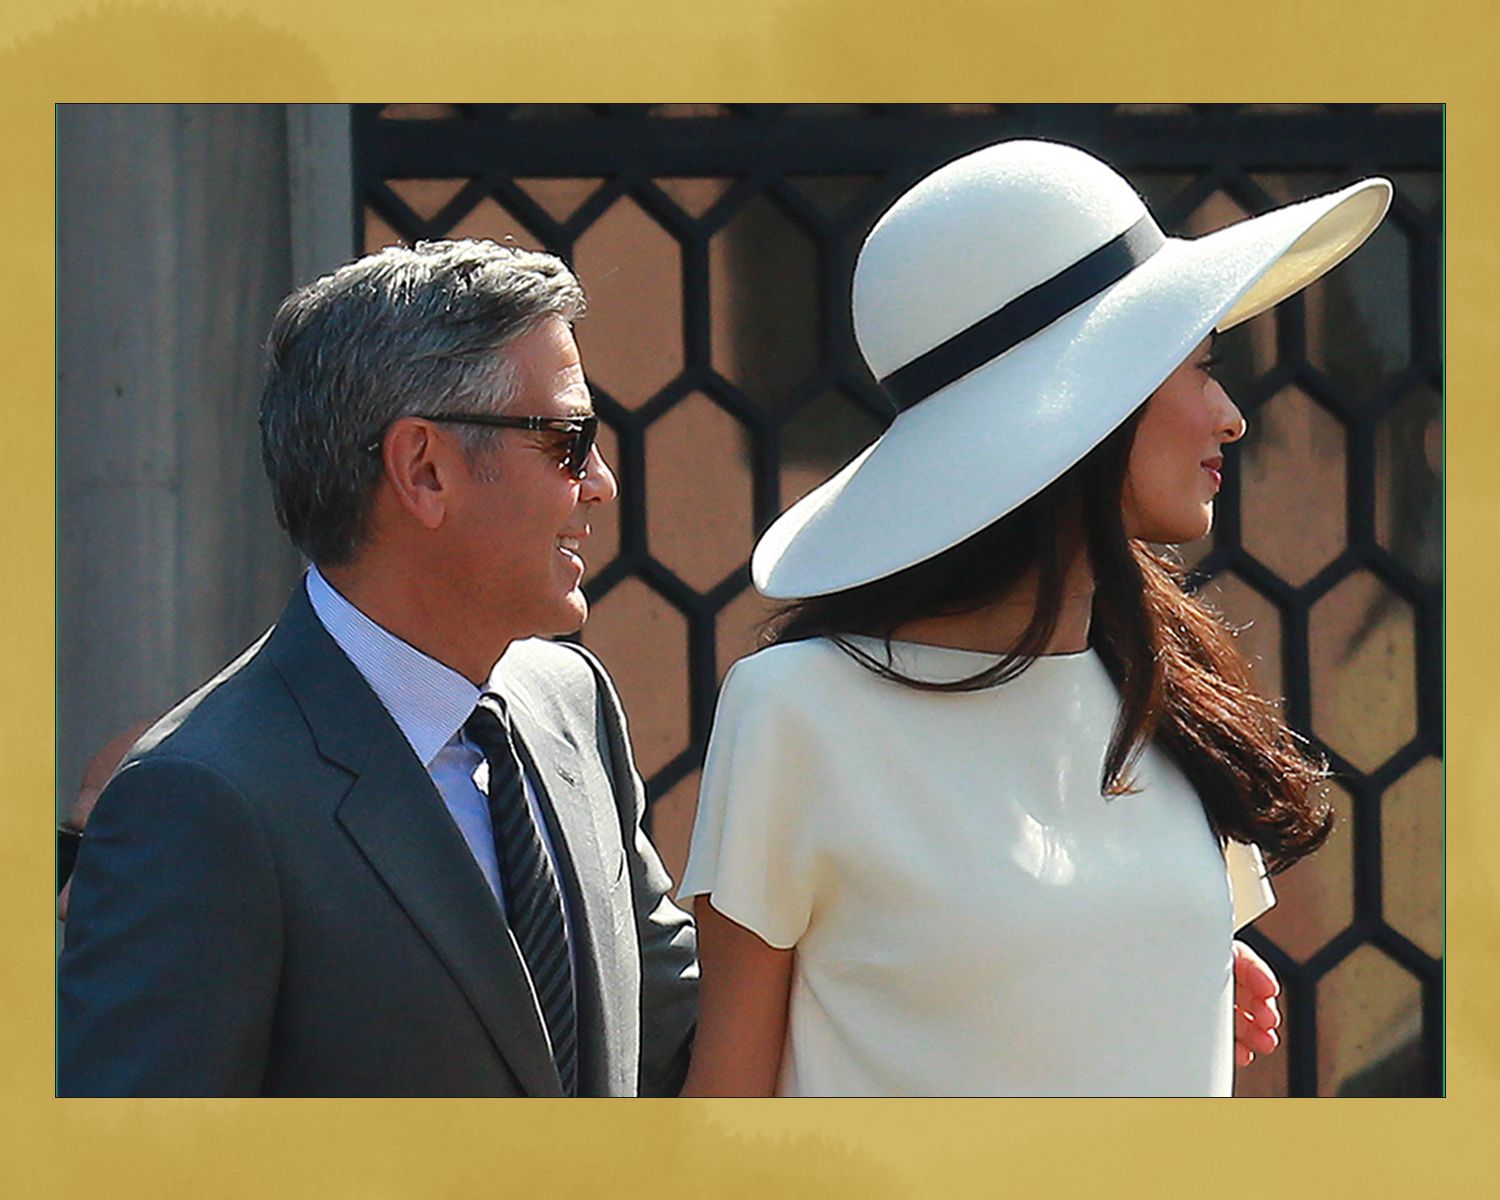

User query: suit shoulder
[497,637,610,695]
[126,632,300,780]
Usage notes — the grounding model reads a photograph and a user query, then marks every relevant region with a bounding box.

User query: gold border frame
[7,2,1482,1193]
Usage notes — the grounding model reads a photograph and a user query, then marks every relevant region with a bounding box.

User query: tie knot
[464,694,512,755]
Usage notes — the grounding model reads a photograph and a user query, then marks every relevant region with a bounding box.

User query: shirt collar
[304,566,482,767]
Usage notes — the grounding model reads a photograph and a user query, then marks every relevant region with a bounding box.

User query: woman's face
[1121,337,1246,544]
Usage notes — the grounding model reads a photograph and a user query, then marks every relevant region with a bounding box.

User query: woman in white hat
[676,139,1392,1096]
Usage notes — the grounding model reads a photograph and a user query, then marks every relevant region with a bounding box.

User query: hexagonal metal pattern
[1240,385,1348,587]
[1316,944,1425,1096]
[708,193,821,412]
[1305,219,1413,391]
[356,104,1442,1094]
[574,196,684,406]
[1310,570,1420,774]
[1376,383,1442,585]
[779,388,885,511]
[1196,571,1283,700]
[578,575,690,781]
[1253,783,1356,963]
[645,392,754,593]
[1380,756,1444,960]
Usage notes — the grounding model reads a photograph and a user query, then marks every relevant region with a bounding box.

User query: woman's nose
[1216,384,1247,444]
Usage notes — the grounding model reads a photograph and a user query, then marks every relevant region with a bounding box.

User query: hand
[1233,939,1282,1068]
[57,720,152,923]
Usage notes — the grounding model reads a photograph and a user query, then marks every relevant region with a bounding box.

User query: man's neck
[318,560,508,687]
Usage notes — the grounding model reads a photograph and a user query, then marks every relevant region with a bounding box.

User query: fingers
[1236,1004,1281,1056]
[1238,984,1282,1033]
[1232,1029,1279,1068]
[1233,940,1284,1068]
[1232,939,1280,1001]
[57,878,72,924]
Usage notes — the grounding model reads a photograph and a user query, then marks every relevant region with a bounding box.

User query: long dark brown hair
[768,411,1331,871]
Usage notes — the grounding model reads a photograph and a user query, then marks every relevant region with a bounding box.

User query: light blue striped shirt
[303,567,572,937]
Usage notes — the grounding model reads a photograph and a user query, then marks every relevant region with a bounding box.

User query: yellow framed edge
[4,2,1488,1196]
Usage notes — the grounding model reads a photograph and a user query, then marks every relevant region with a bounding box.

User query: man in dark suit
[58,239,698,1096]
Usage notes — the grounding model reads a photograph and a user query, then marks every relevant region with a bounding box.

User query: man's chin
[505,591,589,645]
[554,593,589,636]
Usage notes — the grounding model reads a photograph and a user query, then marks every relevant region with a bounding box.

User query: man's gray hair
[259,238,586,565]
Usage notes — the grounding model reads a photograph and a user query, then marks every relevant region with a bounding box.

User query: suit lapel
[269,585,564,1098]
[334,742,564,1098]
[501,688,624,1094]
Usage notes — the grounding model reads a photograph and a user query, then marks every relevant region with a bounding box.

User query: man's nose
[583,446,618,502]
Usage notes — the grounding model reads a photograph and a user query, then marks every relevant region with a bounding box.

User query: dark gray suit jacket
[58,585,698,1096]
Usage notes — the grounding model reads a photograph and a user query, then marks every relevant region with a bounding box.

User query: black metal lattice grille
[352,103,1443,1096]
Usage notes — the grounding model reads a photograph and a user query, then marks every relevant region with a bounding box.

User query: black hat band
[880,213,1167,412]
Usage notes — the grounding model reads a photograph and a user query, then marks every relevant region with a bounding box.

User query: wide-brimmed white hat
[751,138,1391,600]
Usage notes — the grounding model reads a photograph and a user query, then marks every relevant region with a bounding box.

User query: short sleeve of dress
[677,650,821,950]
[1226,840,1276,931]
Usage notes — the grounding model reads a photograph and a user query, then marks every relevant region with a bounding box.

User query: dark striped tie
[465,695,578,1096]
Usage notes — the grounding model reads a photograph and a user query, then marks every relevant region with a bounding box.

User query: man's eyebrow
[561,390,596,419]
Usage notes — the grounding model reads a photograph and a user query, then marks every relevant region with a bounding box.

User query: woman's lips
[1201,456,1223,490]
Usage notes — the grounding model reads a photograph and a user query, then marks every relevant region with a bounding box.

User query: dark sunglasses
[365,412,599,480]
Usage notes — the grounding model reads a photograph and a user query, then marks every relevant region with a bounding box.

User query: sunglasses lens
[571,418,598,479]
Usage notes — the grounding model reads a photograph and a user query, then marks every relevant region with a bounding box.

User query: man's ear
[378,417,458,531]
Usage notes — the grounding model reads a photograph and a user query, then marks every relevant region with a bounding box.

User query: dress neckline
[835,634,1097,687]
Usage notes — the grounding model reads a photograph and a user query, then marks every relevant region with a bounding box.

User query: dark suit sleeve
[58,756,282,1096]
[569,645,699,1097]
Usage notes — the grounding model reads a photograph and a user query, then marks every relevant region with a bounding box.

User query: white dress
[678,636,1275,1097]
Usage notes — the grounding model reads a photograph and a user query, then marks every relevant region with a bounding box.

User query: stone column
[56,104,351,820]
